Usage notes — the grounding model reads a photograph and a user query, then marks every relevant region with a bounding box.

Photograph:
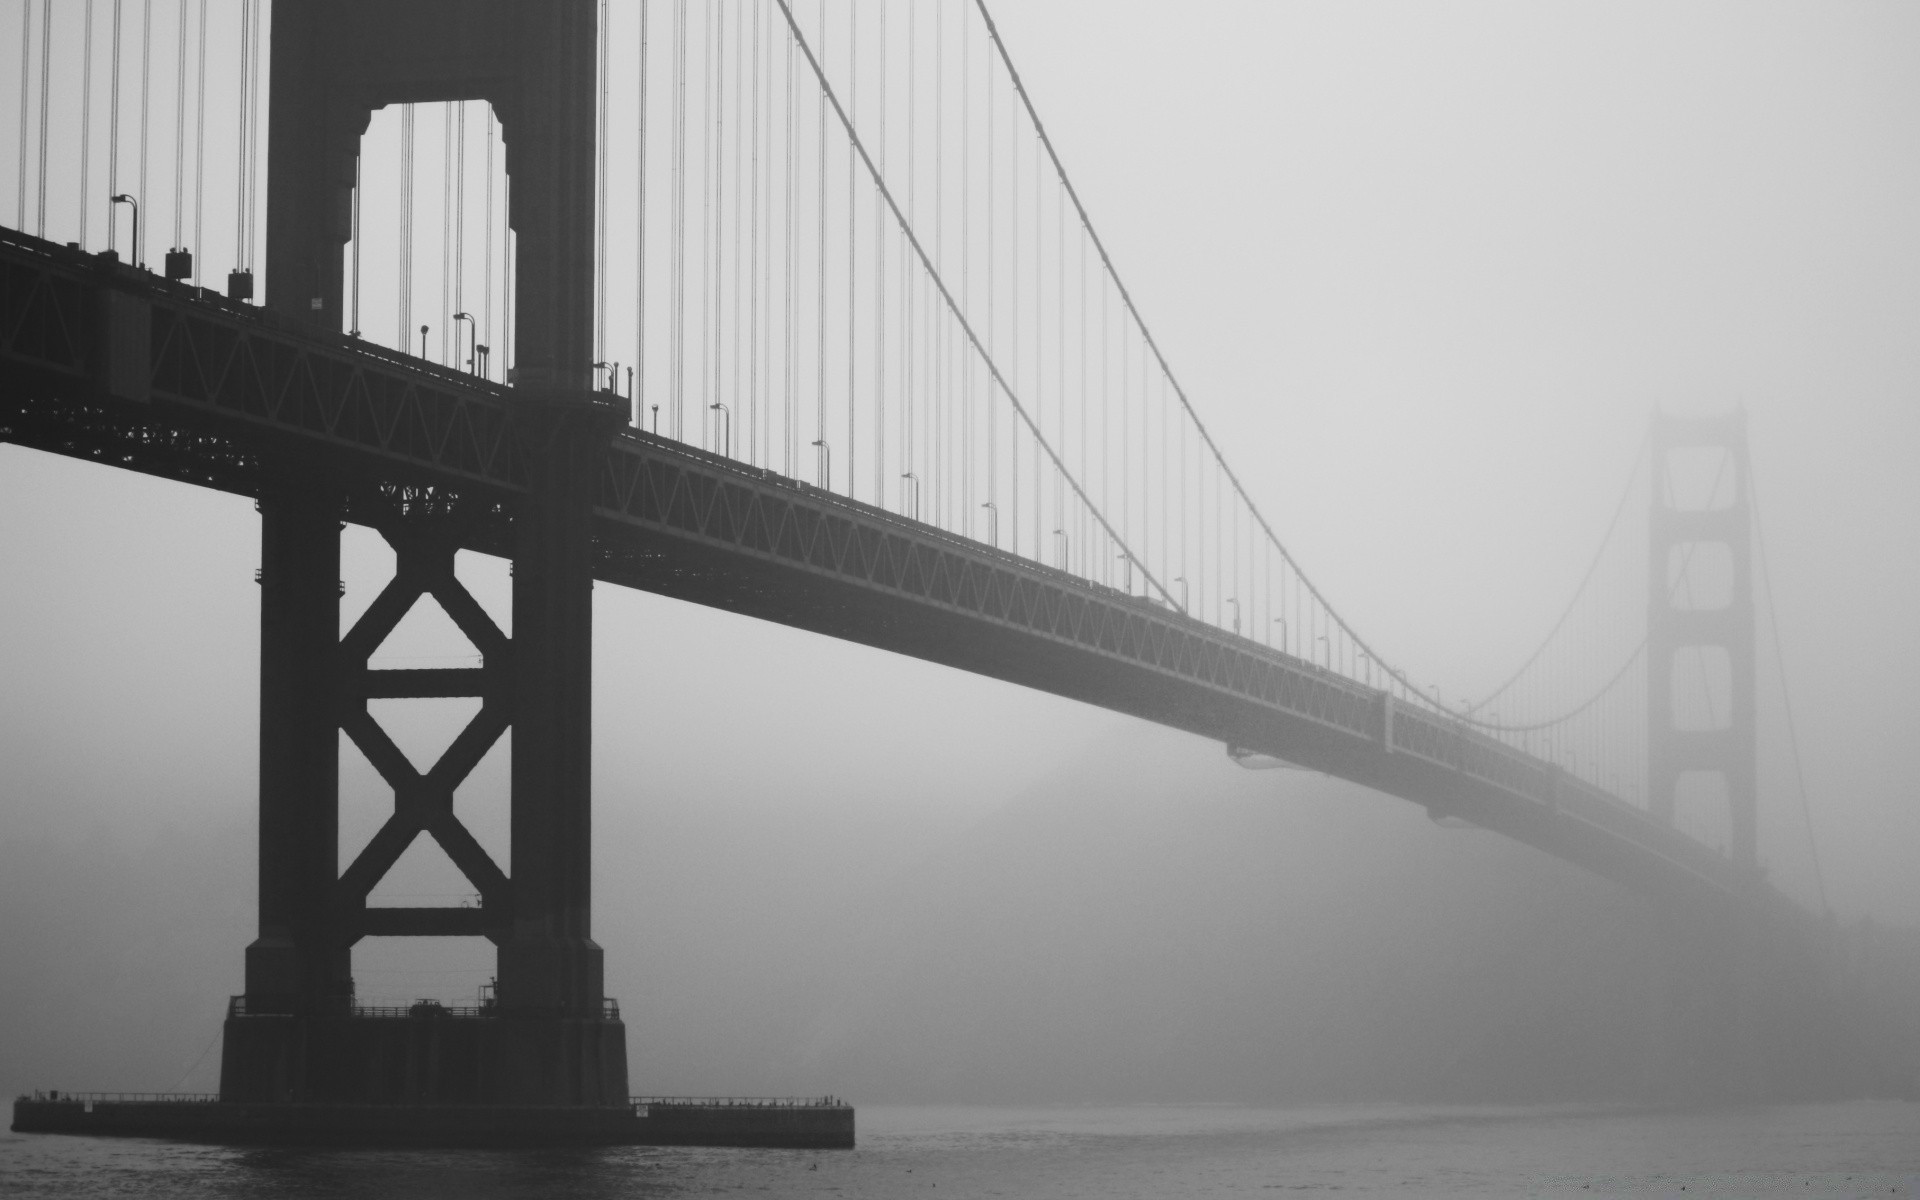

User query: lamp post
[811,439,832,491]
[901,471,919,520]
[109,194,139,268]
[1225,597,1240,635]
[1053,529,1069,571]
[710,402,731,458]
[419,325,429,359]
[1172,576,1188,615]
[981,501,998,548]
[453,312,476,372]
[1272,617,1288,654]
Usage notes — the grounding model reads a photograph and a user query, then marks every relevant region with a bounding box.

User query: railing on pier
[16,1091,221,1104]
[225,995,621,1020]
[631,1096,847,1110]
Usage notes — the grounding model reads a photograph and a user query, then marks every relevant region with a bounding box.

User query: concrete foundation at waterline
[11,1094,856,1149]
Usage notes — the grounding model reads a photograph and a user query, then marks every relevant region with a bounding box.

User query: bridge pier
[222,403,626,1107]
[217,0,632,1111]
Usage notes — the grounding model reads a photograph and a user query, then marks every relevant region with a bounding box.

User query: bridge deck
[0,226,1767,910]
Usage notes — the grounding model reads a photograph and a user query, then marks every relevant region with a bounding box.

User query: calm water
[3,1101,1919,1198]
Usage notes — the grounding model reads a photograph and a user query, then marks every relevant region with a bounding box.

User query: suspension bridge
[0,0,1857,1141]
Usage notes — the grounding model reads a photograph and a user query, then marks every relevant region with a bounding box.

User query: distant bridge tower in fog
[1648,411,1757,867]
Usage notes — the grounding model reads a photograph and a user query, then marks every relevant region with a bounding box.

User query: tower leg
[494,401,625,1104]
[224,476,349,1101]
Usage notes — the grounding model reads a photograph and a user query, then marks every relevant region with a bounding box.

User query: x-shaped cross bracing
[331,520,513,943]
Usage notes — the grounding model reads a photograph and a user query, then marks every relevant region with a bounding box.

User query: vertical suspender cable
[483,110,494,370]
[814,0,825,485]
[904,0,915,509]
[36,0,51,238]
[1035,132,1044,555]
[455,101,466,363]
[171,0,185,251]
[137,0,150,263]
[502,172,513,380]
[399,104,413,349]
[845,1,856,498]
[749,0,761,460]
[725,0,741,453]
[935,2,945,527]
[595,0,608,375]
[873,2,885,503]
[985,46,995,540]
[16,0,29,230]
[81,0,94,248]
[671,0,686,436]
[244,0,258,272]
[350,149,361,334]
[961,8,970,533]
[109,0,122,252]
[784,14,796,470]
[192,0,204,283]
[703,0,716,447]
[637,0,650,420]
[440,102,452,362]
[730,0,742,451]
[1009,65,1020,556]
[231,0,244,270]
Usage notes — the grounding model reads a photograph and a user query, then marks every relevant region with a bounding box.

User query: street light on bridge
[812,439,832,491]
[453,313,476,373]
[109,194,140,269]
[710,402,731,458]
[981,500,998,548]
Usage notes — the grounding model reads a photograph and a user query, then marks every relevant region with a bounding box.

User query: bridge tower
[222,0,628,1106]
[1646,410,1758,867]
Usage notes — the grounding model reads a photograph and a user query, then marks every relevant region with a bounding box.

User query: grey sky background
[1,0,1917,1100]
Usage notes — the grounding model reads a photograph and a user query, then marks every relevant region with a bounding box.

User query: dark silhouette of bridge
[0,0,1860,1137]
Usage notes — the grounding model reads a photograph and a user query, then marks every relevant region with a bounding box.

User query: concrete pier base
[218,1003,629,1107]
[11,1094,855,1149]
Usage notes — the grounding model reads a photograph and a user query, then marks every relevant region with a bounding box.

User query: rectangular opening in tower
[349,100,514,376]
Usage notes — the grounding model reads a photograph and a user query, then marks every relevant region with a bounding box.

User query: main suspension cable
[1464,434,1651,714]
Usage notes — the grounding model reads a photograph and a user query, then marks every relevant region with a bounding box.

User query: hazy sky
[2,0,1918,1098]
